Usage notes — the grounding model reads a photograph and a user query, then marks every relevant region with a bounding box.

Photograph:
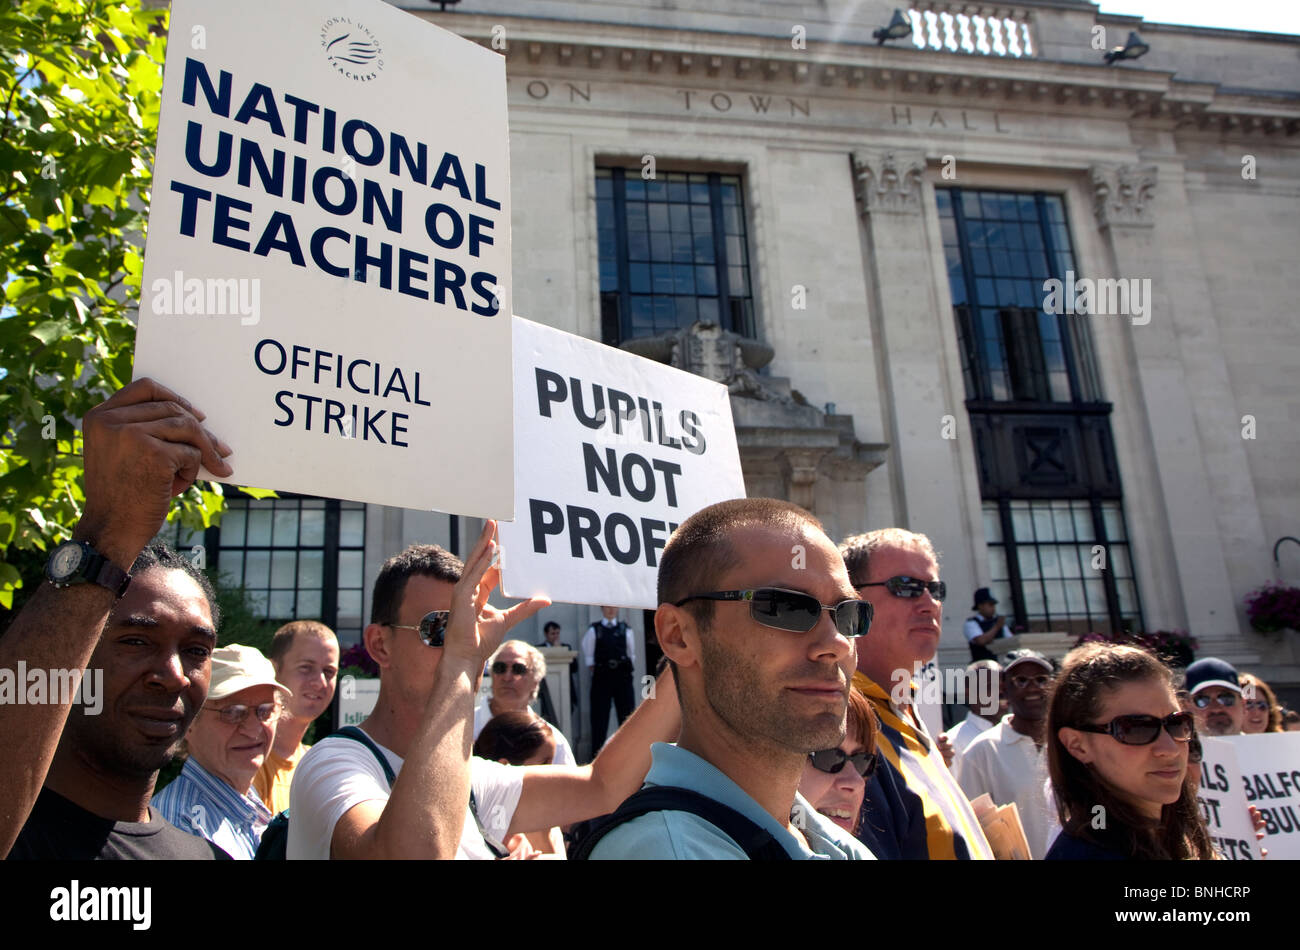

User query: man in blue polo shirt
[587,498,874,860]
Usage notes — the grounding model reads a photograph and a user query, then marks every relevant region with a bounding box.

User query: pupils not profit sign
[498,316,745,609]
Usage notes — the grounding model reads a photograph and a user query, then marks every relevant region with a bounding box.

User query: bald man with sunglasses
[580,498,875,860]
[841,529,994,860]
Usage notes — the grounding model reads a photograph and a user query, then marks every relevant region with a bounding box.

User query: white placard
[1197,736,1263,860]
[133,0,513,517]
[1228,731,1300,859]
[498,316,745,609]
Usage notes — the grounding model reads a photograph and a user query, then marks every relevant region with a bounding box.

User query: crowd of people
[0,379,1294,862]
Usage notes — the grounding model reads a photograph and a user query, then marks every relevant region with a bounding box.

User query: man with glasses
[956,650,1055,858]
[154,644,288,859]
[473,640,576,765]
[840,528,994,860]
[288,535,682,859]
[583,498,874,859]
[1185,657,1244,737]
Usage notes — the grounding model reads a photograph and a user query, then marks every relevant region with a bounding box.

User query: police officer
[584,606,636,753]
[964,587,1010,662]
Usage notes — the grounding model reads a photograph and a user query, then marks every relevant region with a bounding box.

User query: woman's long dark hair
[1046,643,1215,860]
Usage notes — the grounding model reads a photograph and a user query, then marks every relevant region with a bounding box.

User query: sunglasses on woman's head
[385,610,451,647]
[674,588,872,639]
[856,576,947,601]
[808,748,878,778]
[492,661,529,676]
[1076,711,1195,745]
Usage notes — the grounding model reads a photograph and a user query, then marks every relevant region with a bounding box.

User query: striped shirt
[153,757,273,860]
[854,671,994,860]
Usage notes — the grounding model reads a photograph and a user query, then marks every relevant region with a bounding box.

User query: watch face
[50,543,83,580]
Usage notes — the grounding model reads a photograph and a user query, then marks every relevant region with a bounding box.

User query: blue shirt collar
[641,742,863,859]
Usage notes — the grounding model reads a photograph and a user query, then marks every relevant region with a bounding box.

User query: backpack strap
[571,786,794,861]
[334,726,398,786]
[335,726,512,859]
[468,789,512,859]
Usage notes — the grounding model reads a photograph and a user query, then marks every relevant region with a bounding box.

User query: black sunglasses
[809,748,878,779]
[1076,711,1195,746]
[856,576,947,602]
[492,661,529,677]
[674,588,872,639]
[1193,692,1237,708]
[386,610,450,648]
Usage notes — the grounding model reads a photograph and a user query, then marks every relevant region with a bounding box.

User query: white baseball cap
[208,644,292,701]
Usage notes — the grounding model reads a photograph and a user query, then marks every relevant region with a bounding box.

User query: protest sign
[498,316,745,609]
[1197,736,1262,860]
[1229,731,1300,859]
[133,0,514,516]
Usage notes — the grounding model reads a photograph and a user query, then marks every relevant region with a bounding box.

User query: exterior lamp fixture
[1104,31,1149,65]
[873,9,913,45]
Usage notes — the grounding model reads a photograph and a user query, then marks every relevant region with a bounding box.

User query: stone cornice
[421,14,1300,135]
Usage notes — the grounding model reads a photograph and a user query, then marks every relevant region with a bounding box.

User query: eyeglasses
[1076,711,1195,746]
[674,588,872,639]
[856,576,947,602]
[204,702,281,726]
[385,610,451,648]
[1188,735,1203,765]
[808,748,878,779]
[1193,692,1237,708]
[1244,699,1269,712]
[492,661,529,677]
[1009,673,1053,690]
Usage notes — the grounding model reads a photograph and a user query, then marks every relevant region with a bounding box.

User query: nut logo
[320,17,384,81]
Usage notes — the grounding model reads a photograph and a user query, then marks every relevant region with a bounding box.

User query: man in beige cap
[153,644,290,858]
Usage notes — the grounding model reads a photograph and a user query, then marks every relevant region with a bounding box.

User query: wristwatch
[45,540,132,598]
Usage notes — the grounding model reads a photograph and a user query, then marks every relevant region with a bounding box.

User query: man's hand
[441,519,549,668]
[937,732,956,769]
[76,378,233,569]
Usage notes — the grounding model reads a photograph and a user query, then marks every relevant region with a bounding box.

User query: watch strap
[84,548,132,598]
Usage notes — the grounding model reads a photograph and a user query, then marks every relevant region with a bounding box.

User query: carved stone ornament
[1090,163,1158,229]
[852,149,926,214]
[621,320,795,406]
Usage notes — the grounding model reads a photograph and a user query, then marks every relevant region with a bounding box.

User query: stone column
[1089,162,1265,641]
[852,149,983,652]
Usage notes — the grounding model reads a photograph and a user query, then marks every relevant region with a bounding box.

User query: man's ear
[655,604,701,671]
[1058,726,1091,764]
[363,622,394,670]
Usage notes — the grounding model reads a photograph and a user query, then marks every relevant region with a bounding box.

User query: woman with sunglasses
[1239,673,1284,734]
[1045,643,1215,860]
[798,687,878,836]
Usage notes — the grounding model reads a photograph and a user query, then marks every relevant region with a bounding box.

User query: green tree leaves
[0,2,250,612]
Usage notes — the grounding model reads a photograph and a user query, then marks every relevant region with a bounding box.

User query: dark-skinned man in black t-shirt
[2,378,234,859]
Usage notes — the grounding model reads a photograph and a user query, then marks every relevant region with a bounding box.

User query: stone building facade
[186,1,1300,745]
